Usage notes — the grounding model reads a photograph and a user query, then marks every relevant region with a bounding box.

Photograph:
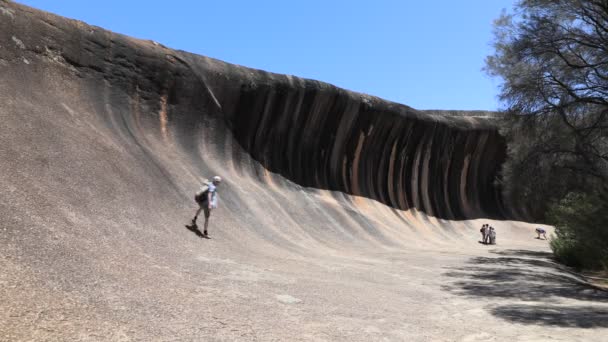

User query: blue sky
[16,1,515,110]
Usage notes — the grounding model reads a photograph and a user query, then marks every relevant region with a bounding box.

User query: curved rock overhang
[0,0,510,221]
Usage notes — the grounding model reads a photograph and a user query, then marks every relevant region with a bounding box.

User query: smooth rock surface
[1,1,607,341]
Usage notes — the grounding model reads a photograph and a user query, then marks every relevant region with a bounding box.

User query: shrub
[547,192,608,271]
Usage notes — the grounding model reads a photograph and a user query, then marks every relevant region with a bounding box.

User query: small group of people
[479,224,497,245]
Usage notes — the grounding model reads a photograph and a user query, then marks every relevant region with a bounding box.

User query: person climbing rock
[190,175,222,238]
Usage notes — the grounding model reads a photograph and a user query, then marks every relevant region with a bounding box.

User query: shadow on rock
[492,249,554,259]
[491,305,608,328]
[442,249,608,328]
[185,224,205,238]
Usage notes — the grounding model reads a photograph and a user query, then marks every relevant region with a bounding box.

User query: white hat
[212,175,222,182]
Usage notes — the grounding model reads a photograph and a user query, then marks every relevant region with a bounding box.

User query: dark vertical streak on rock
[227,82,510,220]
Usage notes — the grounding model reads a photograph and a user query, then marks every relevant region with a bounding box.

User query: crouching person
[535,227,547,240]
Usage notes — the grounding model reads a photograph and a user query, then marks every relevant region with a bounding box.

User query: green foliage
[547,191,608,270]
[487,0,608,270]
[486,0,608,221]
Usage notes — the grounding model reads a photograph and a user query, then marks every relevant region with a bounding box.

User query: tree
[487,0,608,269]
[486,0,608,218]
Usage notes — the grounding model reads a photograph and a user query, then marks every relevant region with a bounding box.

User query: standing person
[535,227,547,240]
[484,226,492,244]
[191,176,222,238]
[480,224,488,244]
[489,227,497,245]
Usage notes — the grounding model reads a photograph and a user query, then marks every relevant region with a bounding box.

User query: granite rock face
[227,73,509,219]
[227,84,508,219]
[0,1,509,221]
[2,3,573,341]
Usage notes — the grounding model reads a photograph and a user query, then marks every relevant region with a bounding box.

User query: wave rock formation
[0,1,508,223]
[2,2,577,341]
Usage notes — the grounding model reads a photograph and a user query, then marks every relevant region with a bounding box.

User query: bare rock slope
[1,1,607,341]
